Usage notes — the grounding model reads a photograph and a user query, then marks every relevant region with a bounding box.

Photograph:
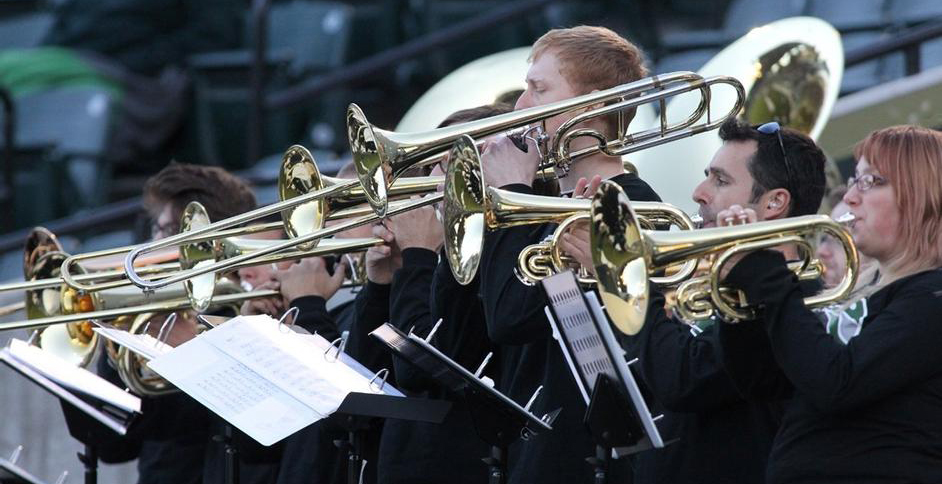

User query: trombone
[124,190,443,292]
[56,146,436,294]
[442,135,701,286]
[589,180,859,335]
[348,71,745,216]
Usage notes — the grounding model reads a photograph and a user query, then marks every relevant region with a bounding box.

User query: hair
[530,25,648,137]
[718,118,827,217]
[143,162,256,226]
[853,125,942,280]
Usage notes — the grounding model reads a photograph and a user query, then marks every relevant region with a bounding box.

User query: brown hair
[854,125,942,279]
[530,26,648,135]
[143,162,256,225]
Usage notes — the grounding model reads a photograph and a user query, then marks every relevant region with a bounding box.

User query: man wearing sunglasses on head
[561,117,828,484]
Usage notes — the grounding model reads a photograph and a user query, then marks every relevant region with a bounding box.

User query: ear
[762,188,791,219]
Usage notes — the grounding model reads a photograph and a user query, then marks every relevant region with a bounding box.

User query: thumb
[330,259,348,286]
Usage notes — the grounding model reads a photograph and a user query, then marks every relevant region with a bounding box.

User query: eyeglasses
[846,173,887,192]
[756,121,793,183]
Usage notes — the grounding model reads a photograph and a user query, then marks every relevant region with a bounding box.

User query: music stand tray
[0,457,48,484]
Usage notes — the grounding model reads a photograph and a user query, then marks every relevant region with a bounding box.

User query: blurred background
[1,0,942,481]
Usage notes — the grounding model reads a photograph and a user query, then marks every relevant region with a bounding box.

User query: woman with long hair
[718,125,942,483]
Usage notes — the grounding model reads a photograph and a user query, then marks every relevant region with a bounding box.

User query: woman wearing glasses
[718,125,942,483]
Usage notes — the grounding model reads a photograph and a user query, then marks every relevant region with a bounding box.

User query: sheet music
[93,326,171,360]
[148,315,401,446]
[5,339,140,414]
[147,336,316,446]
[541,272,664,451]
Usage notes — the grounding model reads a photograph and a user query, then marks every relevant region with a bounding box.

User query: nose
[514,91,532,110]
[842,184,861,207]
[691,179,710,206]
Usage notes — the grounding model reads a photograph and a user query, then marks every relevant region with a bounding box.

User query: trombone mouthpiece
[689,213,704,229]
[835,212,856,225]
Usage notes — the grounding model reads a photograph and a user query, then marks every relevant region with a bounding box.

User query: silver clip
[358,460,368,484]
[55,470,69,484]
[278,307,300,333]
[324,330,349,363]
[196,314,217,329]
[155,313,178,346]
[424,318,443,344]
[26,330,39,346]
[524,385,543,412]
[652,414,664,422]
[369,368,389,392]
[474,352,493,378]
[9,444,22,464]
[626,357,639,366]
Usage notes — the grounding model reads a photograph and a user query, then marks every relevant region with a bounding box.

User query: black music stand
[370,323,558,484]
[329,392,451,484]
[0,454,49,484]
[0,346,139,484]
[541,271,665,484]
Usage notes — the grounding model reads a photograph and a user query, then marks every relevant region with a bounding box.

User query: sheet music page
[7,339,141,413]
[147,335,318,446]
[200,315,388,414]
[93,327,171,360]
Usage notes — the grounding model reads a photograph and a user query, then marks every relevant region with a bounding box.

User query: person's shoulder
[611,172,662,203]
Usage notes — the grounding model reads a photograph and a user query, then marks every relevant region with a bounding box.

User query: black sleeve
[345,281,393,373]
[726,251,942,413]
[629,287,746,412]
[388,248,439,391]
[717,317,793,400]
[430,252,492,373]
[479,184,553,345]
[289,295,340,341]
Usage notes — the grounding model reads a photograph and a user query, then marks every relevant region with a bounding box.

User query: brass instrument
[348,71,745,216]
[123,146,443,292]
[19,228,98,367]
[178,201,382,311]
[589,180,858,335]
[629,16,843,213]
[442,135,700,286]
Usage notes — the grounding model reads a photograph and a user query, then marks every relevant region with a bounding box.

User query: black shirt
[376,248,490,484]
[479,172,660,483]
[722,251,942,484]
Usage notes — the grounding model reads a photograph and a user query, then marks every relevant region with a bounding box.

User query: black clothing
[43,0,242,76]
[376,248,489,484]
[276,299,357,484]
[93,339,209,484]
[479,173,660,483]
[722,251,942,484]
[627,286,785,484]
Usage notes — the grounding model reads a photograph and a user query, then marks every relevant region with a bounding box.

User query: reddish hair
[854,125,942,278]
[530,26,648,135]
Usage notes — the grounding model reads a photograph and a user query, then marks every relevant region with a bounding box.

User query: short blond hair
[530,26,648,135]
[854,125,942,279]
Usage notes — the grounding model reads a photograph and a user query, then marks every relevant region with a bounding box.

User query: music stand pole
[77,444,97,484]
[214,424,240,484]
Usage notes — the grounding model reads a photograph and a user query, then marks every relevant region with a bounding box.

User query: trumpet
[442,135,700,286]
[349,71,745,216]
[589,180,858,335]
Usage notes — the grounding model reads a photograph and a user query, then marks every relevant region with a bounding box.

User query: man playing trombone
[474,26,658,483]
[561,118,828,484]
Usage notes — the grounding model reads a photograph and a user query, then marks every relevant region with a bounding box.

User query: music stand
[0,345,139,484]
[370,323,557,484]
[0,452,49,484]
[329,392,451,484]
[541,271,664,483]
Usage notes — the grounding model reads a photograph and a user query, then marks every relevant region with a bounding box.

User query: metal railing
[246,0,555,164]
